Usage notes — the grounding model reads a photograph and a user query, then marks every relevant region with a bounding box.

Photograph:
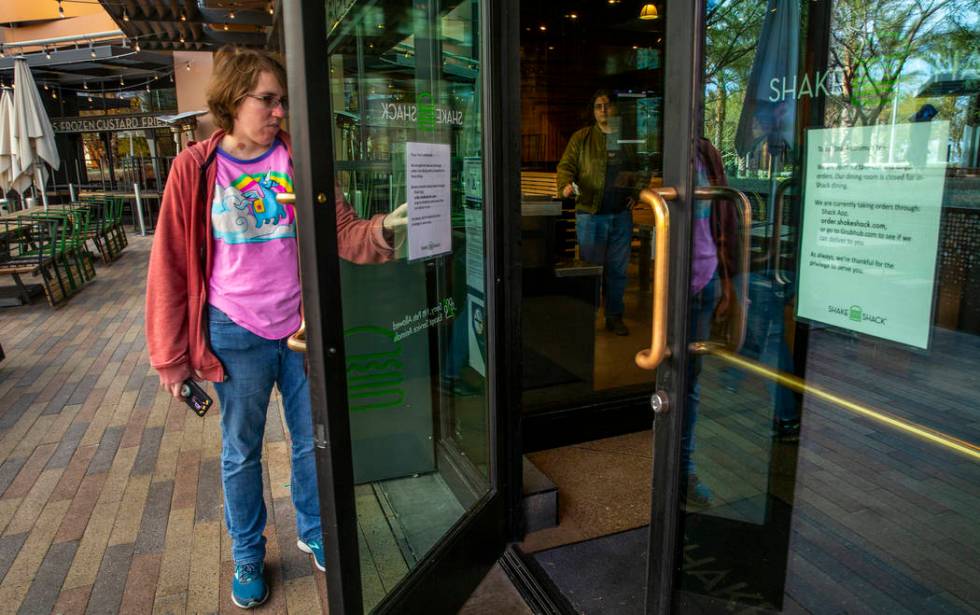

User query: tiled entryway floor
[0,235,527,615]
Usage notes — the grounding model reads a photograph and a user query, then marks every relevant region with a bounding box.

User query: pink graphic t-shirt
[208,139,301,340]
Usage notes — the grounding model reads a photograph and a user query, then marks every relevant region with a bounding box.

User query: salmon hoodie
[145,129,393,386]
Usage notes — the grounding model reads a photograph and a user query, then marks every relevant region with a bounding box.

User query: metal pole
[133,182,146,236]
[37,167,49,211]
[0,31,124,50]
[69,183,76,202]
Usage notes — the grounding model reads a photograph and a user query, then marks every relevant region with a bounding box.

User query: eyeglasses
[242,93,288,112]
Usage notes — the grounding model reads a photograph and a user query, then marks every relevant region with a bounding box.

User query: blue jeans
[682,274,720,476]
[208,305,321,565]
[576,210,632,318]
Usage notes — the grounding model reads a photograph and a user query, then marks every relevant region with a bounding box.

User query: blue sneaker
[232,561,268,609]
[297,537,326,572]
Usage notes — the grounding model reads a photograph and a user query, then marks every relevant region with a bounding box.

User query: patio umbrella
[0,87,15,195]
[11,58,61,208]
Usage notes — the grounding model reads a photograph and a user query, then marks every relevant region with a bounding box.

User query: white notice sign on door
[406,142,452,261]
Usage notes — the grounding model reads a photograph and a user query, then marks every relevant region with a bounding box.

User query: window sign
[406,141,452,261]
[796,121,949,349]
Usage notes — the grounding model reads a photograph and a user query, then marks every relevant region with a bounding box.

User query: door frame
[281,0,521,611]
[645,0,705,613]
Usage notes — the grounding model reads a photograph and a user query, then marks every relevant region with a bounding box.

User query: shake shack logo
[828,304,887,325]
[376,92,464,128]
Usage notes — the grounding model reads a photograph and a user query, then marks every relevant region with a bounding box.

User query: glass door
[648,0,980,612]
[282,0,514,612]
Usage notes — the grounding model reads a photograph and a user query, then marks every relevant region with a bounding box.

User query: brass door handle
[693,186,752,353]
[635,187,675,371]
[276,192,307,353]
[287,320,307,353]
[771,180,794,286]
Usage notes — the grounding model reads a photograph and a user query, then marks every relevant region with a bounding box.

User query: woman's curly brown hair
[206,46,287,132]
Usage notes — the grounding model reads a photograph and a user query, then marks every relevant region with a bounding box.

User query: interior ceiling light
[229,10,236,19]
[58,0,65,18]
[120,76,125,85]
[83,81,88,90]
[45,48,52,59]
[607,0,621,4]
[179,35,186,43]
[539,24,547,31]
[267,3,273,15]
[566,12,578,19]
[0,45,5,58]
[180,10,187,21]
[185,62,192,71]
[89,42,96,58]
[134,40,141,52]
[123,9,129,22]
[639,3,659,19]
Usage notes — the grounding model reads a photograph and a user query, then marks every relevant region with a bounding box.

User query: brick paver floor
[0,235,329,614]
[0,233,529,615]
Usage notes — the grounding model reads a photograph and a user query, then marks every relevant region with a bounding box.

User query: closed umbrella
[733,0,800,278]
[0,87,15,196]
[12,58,61,209]
[733,0,800,157]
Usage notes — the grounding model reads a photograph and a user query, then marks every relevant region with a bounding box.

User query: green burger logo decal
[827,304,887,325]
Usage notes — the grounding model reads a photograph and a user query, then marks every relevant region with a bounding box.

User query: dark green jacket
[556,125,642,214]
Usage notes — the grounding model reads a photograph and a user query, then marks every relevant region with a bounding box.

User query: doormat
[532,526,647,614]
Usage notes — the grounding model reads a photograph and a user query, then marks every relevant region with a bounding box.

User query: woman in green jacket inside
[557,90,636,336]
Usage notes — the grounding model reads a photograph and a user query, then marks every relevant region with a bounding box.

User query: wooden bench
[521,171,560,198]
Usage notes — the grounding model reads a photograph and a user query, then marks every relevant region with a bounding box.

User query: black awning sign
[51,114,170,133]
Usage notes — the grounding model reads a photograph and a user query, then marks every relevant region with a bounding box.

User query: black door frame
[644,0,704,612]
[282,0,520,611]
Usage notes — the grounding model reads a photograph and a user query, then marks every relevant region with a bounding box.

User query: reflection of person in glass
[145,48,406,609]
[682,137,739,507]
[557,90,637,336]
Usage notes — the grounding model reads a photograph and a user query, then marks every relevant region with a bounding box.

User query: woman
[556,90,638,336]
[145,47,405,609]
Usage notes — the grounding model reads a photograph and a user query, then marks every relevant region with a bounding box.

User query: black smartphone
[180,379,213,417]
